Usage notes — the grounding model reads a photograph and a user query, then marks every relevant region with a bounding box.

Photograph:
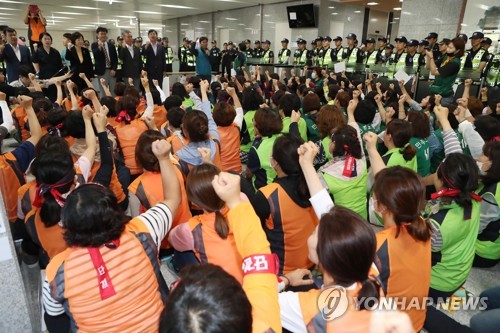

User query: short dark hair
[96,26,108,34]
[407,110,430,139]
[354,100,376,125]
[481,142,500,186]
[474,115,500,142]
[18,65,34,78]
[6,28,16,34]
[63,110,86,138]
[63,32,72,39]
[199,36,208,43]
[38,32,52,42]
[148,29,158,35]
[171,82,189,99]
[161,265,252,333]
[71,32,84,44]
[62,185,129,247]
[302,93,321,114]
[116,95,139,124]
[213,102,236,127]
[100,96,117,117]
[279,94,301,117]
[114,82,126,97]
[166,107,185,129]
[136,130,165,172]
[164,95,183,111]
[241,87,263,111]
[254,107,282,137]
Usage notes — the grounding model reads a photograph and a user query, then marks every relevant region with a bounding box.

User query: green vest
[410,53,420,72]
[321,161,368,218]
[293,49,308,66]
[470,48,486,70]
[278,48,289,64]
[182,97,194,110]
[430,57,460,96]
[166,47,174,64]
[486,53,500,87]
[187,50,195,67]
[89,50,95,65]
[234,52,246,70]
[475,183,500,260]
[346,47,359,65]
[410,137,430,177]
[253,134,279,188]
[240,110,257,153]
[115,46,122,70]
[321,136,333,162]
[319,48,333,67]
[383,147,418,172]
[262,50,272,64]
[387,51,407,78]
[430,201,480,292]
[365,50,378,66]
[282,117,308,142]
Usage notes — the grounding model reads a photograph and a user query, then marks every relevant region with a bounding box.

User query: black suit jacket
[0,44,33,83]
[142,43,166,79]
[91,41,118,75]
[65,46,94,79]
[119,44,142,78]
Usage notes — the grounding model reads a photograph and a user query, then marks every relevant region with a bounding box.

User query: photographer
[23,4,46,53]
[427,37,465,105]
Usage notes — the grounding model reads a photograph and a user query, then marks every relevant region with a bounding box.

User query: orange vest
[114,119,148,175]
[29,18,45,42]
[128,167,192,249]
[18,179,36,218]
[12,105,30,142]
[167,132,189,154]
[152,105,167,130]
[218,124,242,173]
[0,152,26,221]
[107,116,119,128]
[25,208,67,259]
[259,183,319,274]
[45,218,167,333]
[376,225,431,331]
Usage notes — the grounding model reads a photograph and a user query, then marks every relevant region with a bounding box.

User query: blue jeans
[470,286,500,333]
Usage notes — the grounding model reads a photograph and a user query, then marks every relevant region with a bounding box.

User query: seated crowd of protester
[0,29,500,333]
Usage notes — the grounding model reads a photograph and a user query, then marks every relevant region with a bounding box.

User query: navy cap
[228,41,233,45]
[378,37,387,42]
[439,38,451,45]
[245,39,251,44]
[263,39,271,44]
[311,40,316,45]
[333,36,342,42]
[346,33,357,40]
[419,40,429,46]
[117,36,123,41]
[457,34,468,42]
[407,39,419,47]
[281,38,289,43]
[316,36,324,41]
[386,44,394,49]
[395,36,408,43]
[182,37,190,42]
[426,32,438,39]
[136,37,143,42]
[323,36,332,42]
[471,31,484,39]
[482,37,492,45]
[365,37,376,44]
[296,38,306,44]
[254,40,261,44]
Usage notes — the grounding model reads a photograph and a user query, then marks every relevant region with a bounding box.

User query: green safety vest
[486,53,500,87]
[182,97,194,110]
[293,49,308,65]
[240,110,257,153]
[282,117,307,141]
[459,51,469,71]
[470,48,486,70]
[321,161,368,219]
[89,50,95,65]
[261,50,272,64]
[383,147,417,172]
[333,47,344,62]
[476,183,500,260]
[430,57,461,95]
[430,200,480,292]
[252,134,279,188]
[166,47,174,64]
[278,48,289,64]
[409,53,420,72]
[387,51,407,78]
[319,48,333,67]
[365,50,378,66]
[346,47,359,65]
[321,136,333,162]
[410,137,430,177]
[115,46,122,70]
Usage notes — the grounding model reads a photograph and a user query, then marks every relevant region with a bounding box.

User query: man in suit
[142,29,166,87]
[118,30,142,88]
[92,26,118,97]
[0,28,33,83]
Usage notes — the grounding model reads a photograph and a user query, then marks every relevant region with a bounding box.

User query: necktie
[103,43,111,68]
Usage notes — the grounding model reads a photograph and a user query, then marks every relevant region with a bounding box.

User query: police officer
[245,39,253,59]
[484,44,499,87]
[382,44,394,63]
[115,35,123,82]
[457,33,468,43]
[436,38,451,63]
[425,32,440,60]
[332,36,344,62]
[455,34,469,75]
[179,37,195,72]
[261,40,274,64]
[363,37,377,66]
[293,38,310,66]
[405,39,421,73]
[163,37,174,73]
[221,41,235,78]
[253,40,263,58]
[344,33,363,65]
[278,38,291,64]
[209,40,221,73]
[134,37,143,49]
[315,36,324,65]
[387,36,408,78]
[318,36,334,67]
[376,37,388,63]
[418,40,429,68]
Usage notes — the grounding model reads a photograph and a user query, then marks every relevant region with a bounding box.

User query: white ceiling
[0,0,285,32]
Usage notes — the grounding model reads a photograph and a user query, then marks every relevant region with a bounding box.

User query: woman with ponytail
[114,77,154,177]
[382,118,417,171]
[251,134,319,275]
[168,163,244,282]
[278,141,413,332]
